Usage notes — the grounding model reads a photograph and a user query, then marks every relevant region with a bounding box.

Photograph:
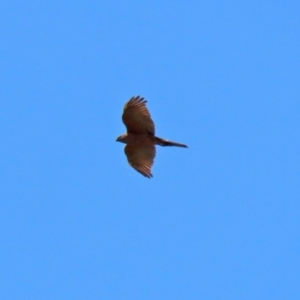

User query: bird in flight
[116,96,188,178]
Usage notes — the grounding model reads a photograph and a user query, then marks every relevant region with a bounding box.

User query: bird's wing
[122,96,155,135]
[124,142,156,178]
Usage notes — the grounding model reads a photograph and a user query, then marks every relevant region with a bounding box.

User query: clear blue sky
[1,1,299,299]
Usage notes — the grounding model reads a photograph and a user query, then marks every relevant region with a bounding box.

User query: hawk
[116,96,188,178]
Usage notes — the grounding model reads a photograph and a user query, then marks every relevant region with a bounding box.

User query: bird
[116,96,188,178]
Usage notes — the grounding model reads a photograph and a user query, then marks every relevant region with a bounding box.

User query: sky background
[1,1,299,299]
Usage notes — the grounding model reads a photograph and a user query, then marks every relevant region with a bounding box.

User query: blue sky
[1,1,299,299]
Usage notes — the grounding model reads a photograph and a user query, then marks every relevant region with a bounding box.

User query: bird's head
[116,134,127,144]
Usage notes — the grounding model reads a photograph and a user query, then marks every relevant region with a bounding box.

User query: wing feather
[122,96,155,135]
[124,143,155,178]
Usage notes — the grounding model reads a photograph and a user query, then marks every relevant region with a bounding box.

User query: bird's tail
[155,136,188,148]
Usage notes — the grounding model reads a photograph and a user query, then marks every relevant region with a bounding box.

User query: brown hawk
[116,96,188,178]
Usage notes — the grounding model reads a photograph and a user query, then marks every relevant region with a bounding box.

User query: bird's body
[117,133,187,148]
[116,96,187,178]
[117,132,150,145]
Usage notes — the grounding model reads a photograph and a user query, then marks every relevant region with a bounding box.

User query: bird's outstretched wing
[122,96,155,135]
[124,142,156,178]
